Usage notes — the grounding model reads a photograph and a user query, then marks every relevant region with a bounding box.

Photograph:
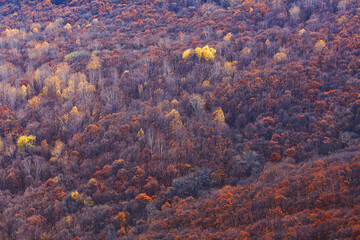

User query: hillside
[0,0,359,239]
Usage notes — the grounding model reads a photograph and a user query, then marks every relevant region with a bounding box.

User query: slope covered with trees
[0,0,359,239]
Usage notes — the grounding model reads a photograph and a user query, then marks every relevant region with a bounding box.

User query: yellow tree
[86,54,101,84]
[184,45,216,62]
[63,23,72,31]
[202,45,216,62]
[28,96,41,110]
[314,40,326,53]
[78,77,96,103]
[50,140,64,163]
[28,41,50,59]
[213,107,225,124]
[222,61,237,77]
[189,94,205,116]
[44,75,62,96]
[86,54,101,71]
[182,48,194,60]
[55,62,70,87]
[17,135,36,152]
[166,109,183,134]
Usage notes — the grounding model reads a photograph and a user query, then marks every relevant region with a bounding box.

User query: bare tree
[23,158,32,176]
[147,128,155,156]
[33,157,44,182]
[156,135,165,160]
[189,94,205,116]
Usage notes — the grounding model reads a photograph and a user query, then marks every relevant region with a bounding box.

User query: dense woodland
[0,0,359,239]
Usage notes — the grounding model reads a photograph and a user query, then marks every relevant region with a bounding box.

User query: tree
[193,45,216,62]
[87,54,101,85]
[213,107,225,124]
[166,109,183,135]
[116,212,126,228]
[182,49,194,60]
[314,40,326,53]
[189,94,205,116]
[86,54,101,71]
[17,135,36,152]
[135,193,152,205]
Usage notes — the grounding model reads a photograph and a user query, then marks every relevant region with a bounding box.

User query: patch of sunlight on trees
[182,45,216,62]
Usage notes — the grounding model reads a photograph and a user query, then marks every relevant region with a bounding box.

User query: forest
[0,0,359,239]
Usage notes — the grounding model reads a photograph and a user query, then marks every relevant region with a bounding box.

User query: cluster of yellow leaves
[202,80,211,87]
[213,107,225,123]
[265,39,271,46]
[86,54,101,71]
[21,85,27,100]
[3,28,27,39]
[71,191,82,202]
[70,191,94,206]
[28,96,40,109]
[55,62,70,82]
[241,47,251,57]
[70,106,79,117]
[274,47,288,63]
[289,5,300,19]
[88,178,97,186]
[182,49,194,60]
[196,45,216,61]
[182,45,216,62]
[17,135,36,151]
[64,216,73,228]
[170,99,179,106]
[222,61,238,76]
[137,128,144,138]
[138,84,143,96]
[274,52,287,62]
[0,138,3,152]
[61,72,96,101]
[44,76,61,96]
[50,140,64,163]
[223,32,232,41]
[45,22,57,32]
[63,23,72,31]
[166,109,183,133]
[28,41,50,59]
[314,40,326,52]
[35,41,50,55]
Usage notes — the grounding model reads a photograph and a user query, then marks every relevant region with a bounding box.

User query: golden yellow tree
[213,107,225,123]
[17,135,36,151]
[182,49,194,60]
[44,75,62,96]
[314,40,326,53]
[274,52,287,63]
[86,54,101,71]
[183,45,216,62]
[137,128,145,138]
[50,140,64,163]
[63,23,72,31]
[202,45,216,61]
[223,32,232,41]
[87,54,101,84]
[78,77,96,102]
[166,109,183,134]
[55,62,70,84]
